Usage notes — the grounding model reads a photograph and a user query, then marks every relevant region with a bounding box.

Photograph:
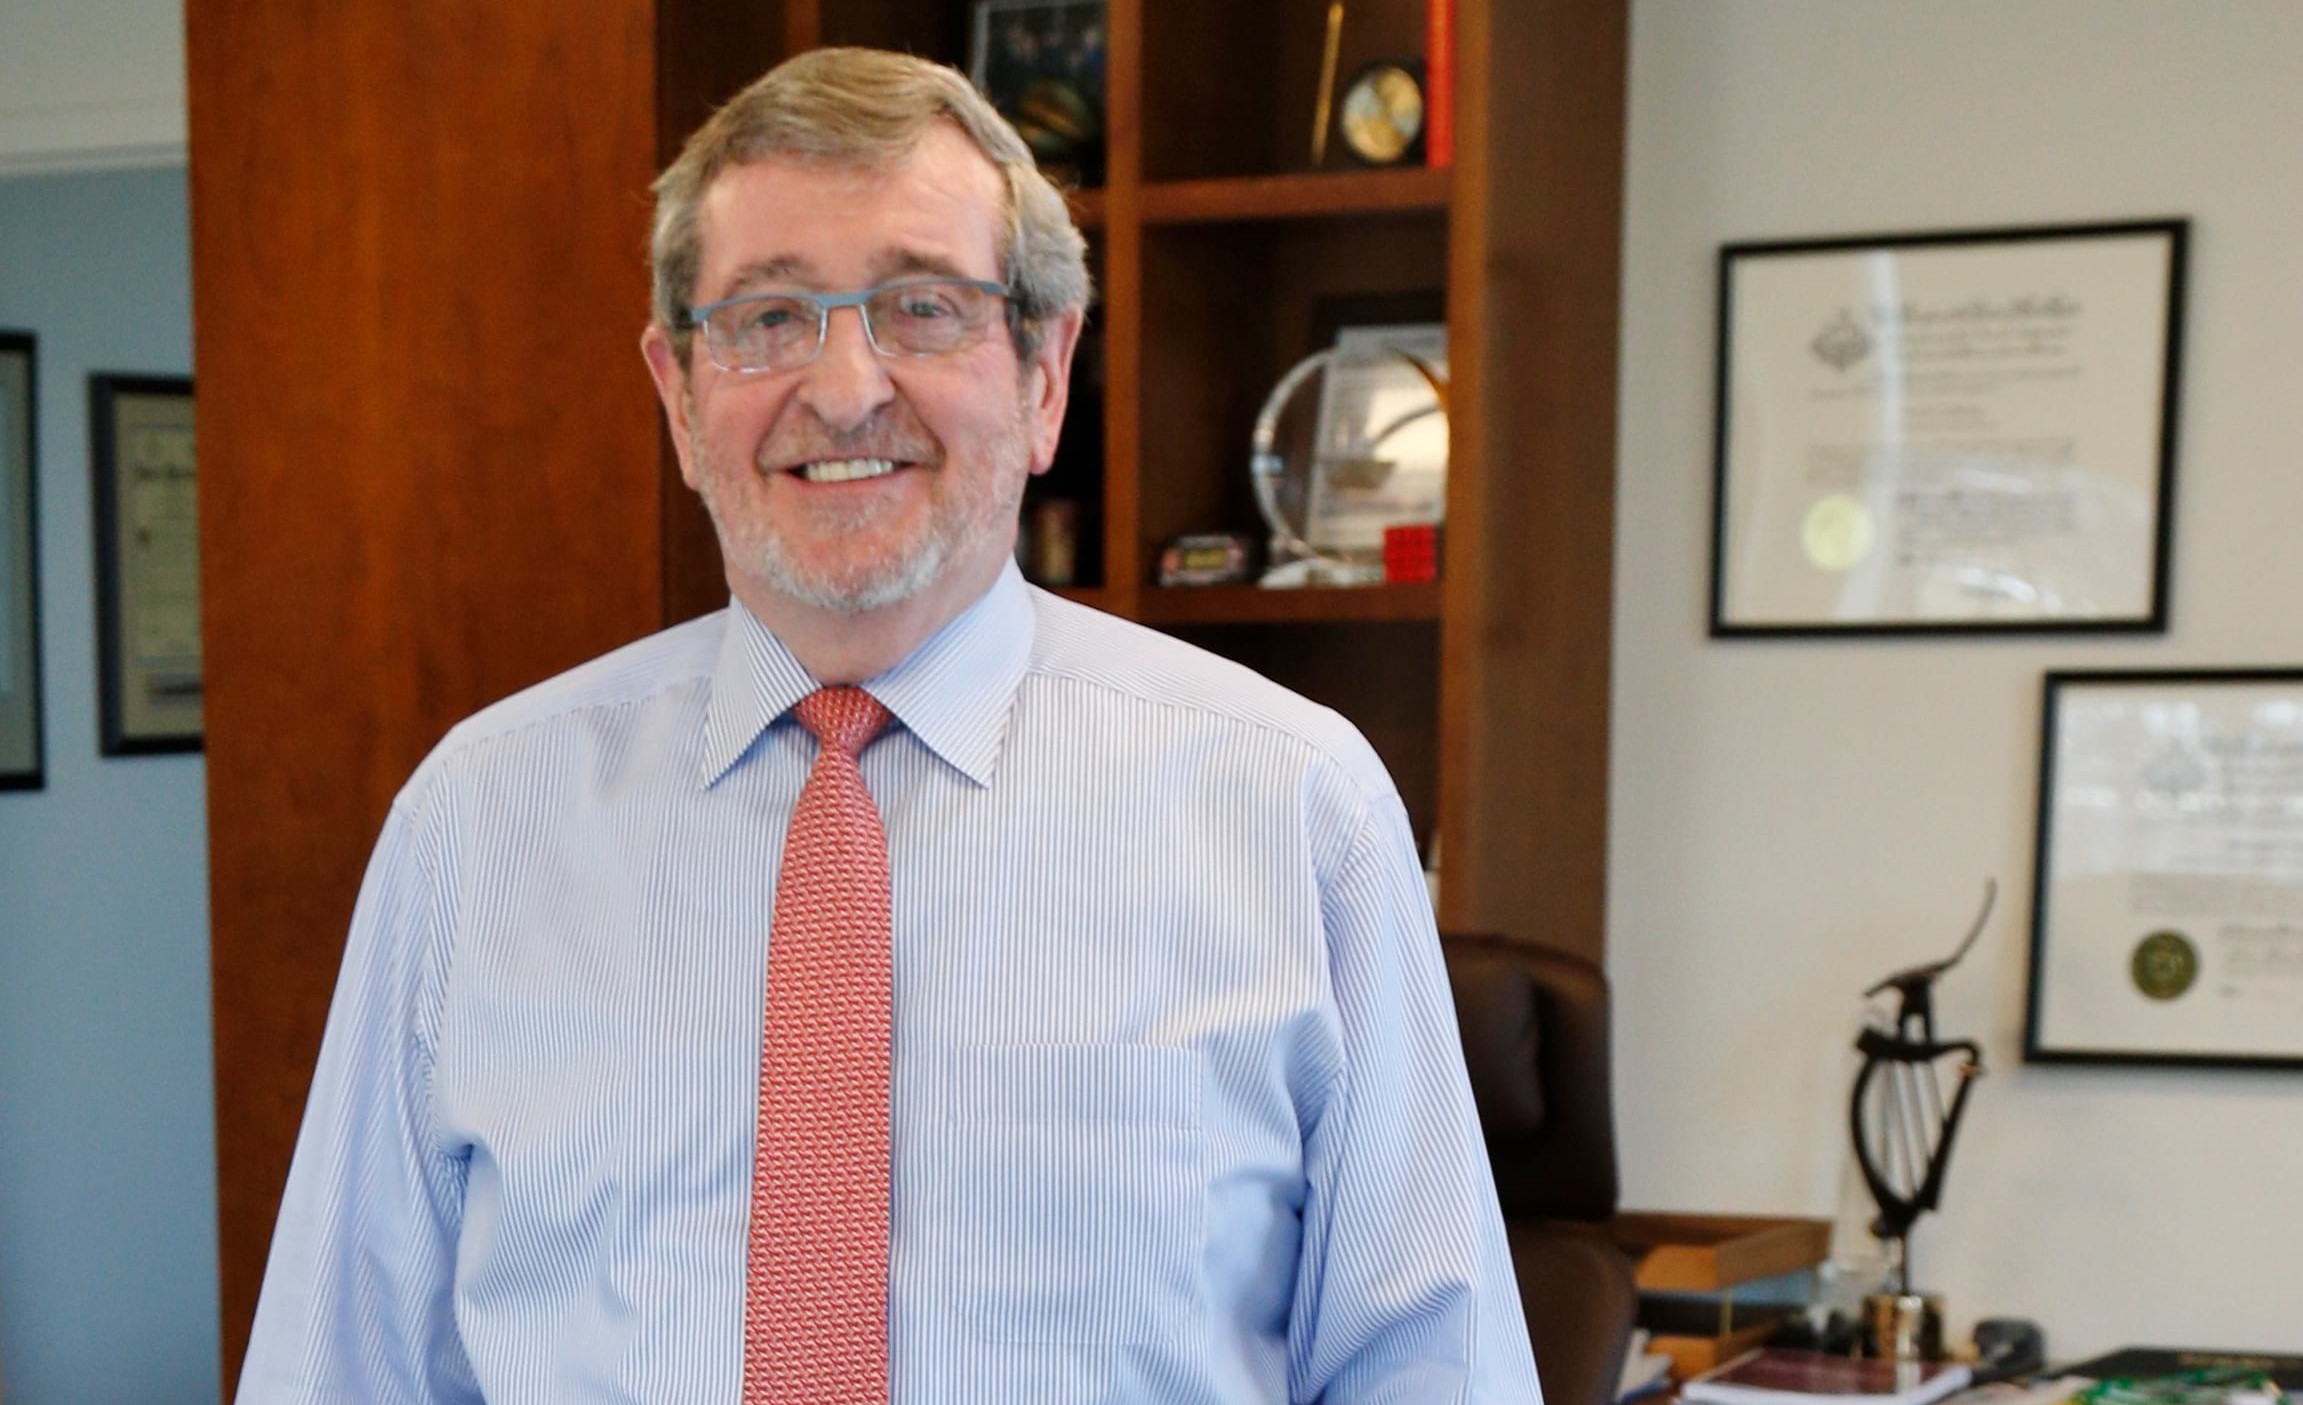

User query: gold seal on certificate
[2129,930,2199,1002]
[1800,494,1875,572]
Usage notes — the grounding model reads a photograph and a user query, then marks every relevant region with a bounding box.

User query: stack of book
[1609,1212,1834,1380]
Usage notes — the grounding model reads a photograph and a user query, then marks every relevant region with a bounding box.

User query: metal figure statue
[1848,880,1992,1305]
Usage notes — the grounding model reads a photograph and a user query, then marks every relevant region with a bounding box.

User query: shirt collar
[697,559,1037,790]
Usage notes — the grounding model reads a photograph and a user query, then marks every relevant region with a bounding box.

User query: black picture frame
[1710,219,2188,638]
[0,330,43,790]
[2026,668,2303,1070]
[89,373,201,756]
[967,0,1108,188]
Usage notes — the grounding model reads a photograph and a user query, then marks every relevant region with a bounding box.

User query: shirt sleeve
[1287,792,1544,1405]
[236,791,479,1405]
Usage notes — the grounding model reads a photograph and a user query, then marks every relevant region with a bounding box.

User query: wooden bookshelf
[1064,186,1107,229]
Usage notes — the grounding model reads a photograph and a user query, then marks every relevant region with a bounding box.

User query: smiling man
[236,47,1539,1405]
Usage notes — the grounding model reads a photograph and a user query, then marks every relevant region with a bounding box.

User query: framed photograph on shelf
[1,331,42,789]
[1710,219,2187,636]
[2027,669,2303,1069]
[90,373,201,755]
[967,0,1107,187]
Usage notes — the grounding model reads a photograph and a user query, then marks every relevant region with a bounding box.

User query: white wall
[0,0,186,173]
[1613,0,2303,1357]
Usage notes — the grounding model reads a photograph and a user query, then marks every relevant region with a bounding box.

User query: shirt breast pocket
[940,1044,1207,1346]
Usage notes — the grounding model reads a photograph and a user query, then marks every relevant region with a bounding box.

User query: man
[239,46,1539,1405]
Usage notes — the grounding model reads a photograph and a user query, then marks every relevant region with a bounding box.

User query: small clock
[1335,59,1426,166]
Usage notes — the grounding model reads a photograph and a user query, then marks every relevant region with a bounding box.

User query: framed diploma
[1710,220,2187,636]
[2027,669,2303,1068]
[1,331,42,789]
[90,374,201,755]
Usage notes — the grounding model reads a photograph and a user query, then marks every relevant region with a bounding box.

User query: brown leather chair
[1443,932,1639,1405]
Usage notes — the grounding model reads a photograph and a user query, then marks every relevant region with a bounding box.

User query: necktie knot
[794,686,892,758]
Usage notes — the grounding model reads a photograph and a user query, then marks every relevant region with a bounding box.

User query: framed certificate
[1711,220,2187,636]
[2027,669,2303,1068]
[0,331,41,789]
[90,374,201,754]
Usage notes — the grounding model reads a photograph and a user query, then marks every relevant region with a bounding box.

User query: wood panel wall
[1436,0,1626,959]
[188,0,672,1381]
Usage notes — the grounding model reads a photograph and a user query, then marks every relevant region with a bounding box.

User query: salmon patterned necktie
[744,685,895,1404]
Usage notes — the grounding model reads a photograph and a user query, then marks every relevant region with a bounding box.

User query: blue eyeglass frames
[682,277,1016,373]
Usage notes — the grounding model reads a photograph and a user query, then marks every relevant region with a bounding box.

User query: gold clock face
[1337,62,1425,165]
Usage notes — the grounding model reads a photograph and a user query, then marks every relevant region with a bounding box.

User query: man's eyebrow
[712,250,983,300]
[867,250,973,282]
[718,257,810,297]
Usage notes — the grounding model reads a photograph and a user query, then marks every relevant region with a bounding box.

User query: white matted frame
[90,373,201,755]
[2027,668,2303,1069]
[1711,220,2186,637]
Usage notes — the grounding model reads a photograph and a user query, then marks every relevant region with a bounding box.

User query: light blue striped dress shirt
[239,561,1541,1404]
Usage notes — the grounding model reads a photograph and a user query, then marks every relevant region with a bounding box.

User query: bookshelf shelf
[1139,167,1451,225]
[1137,582,1442,626]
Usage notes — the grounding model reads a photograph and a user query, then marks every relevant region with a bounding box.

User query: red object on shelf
[1425,0,1455,169]
[1384,523,1441,583]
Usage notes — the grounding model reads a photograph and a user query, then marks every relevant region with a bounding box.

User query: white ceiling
[0,0,186,173]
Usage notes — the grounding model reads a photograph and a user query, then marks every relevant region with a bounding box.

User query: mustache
[754,410,941,471]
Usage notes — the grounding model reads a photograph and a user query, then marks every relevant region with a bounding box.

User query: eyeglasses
[683,277,1014,373]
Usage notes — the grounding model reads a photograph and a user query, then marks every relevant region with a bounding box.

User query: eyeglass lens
[702,281,1003,371]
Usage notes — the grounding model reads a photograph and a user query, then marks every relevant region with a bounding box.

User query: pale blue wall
[0,165,220,1405]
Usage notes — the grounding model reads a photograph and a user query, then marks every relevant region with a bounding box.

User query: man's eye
[896,293,959,319]
[745,302,804,331]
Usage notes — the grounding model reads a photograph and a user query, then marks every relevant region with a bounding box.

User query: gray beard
[696,465,955,616]
[689,385,1036,618]
[761,533,947,615]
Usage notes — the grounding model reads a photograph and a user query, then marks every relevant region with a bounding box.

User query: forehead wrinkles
[695,133,1007,294]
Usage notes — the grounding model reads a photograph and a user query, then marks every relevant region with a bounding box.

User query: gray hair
[650,47,1092,367]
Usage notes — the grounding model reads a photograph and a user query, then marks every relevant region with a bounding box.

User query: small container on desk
[1609,1212,1834,1384]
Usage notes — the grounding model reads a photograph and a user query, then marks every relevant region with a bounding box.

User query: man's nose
[793,303,897,431]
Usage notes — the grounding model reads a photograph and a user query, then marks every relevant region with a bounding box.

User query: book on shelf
[1424,0,1453,169]
[1683,1349,1973,1405]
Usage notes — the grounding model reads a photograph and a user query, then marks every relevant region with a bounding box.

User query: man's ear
[640,323,700,488]
[1022,308,1085,477]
